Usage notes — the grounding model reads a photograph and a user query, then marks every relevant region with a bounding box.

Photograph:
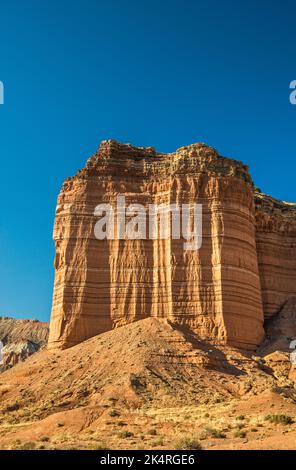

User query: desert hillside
[1,318,296,450]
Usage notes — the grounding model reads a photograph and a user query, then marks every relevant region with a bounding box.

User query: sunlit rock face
[48,140,267,351]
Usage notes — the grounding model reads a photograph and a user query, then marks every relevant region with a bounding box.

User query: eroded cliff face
[255,194,296,320]
[0,317,49,371]
[48,140,265,351]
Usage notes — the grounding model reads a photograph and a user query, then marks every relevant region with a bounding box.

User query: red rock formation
[48,140,265,350]
[255,194,296,319]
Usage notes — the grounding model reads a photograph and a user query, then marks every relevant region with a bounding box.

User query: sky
[0,0,295,322]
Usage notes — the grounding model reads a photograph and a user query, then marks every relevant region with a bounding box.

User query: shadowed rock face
[48,140,272,351]
[255,194,296,320]
[0,317,49,371]
[257,297,296,356]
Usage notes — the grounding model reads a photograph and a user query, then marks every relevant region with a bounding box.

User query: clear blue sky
[0,0,295,322]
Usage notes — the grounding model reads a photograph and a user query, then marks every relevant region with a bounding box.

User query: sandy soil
[0,318,296,450]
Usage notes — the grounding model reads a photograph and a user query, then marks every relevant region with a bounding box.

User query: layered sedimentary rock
[258,297,296,355]
[0,340,40,370]
[48,140,265,350]
[0,317,49,371]
[255,194,296,319]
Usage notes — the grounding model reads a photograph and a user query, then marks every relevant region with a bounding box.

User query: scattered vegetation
[236,415,245,421]
[204,427,226,439]
[264,414,293,425]
[108,397,118,403]
[91,443,110,450]
[236,423,246,430]
[151,437,164,447]
[3,402,20,413]
[148,428,157,436]
[118,430,134,439]
[174,436,203,450]
[12,441,36,450]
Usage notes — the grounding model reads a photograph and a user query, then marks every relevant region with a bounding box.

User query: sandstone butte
[48,140,296,351]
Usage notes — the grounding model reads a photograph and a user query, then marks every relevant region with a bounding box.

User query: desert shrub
[118,430,134,438]
[148,428,157,436]
[19,441,36,450]
[174,436,203,450]
[91,443,110,450]
[236,423,245,430]
[236,415,245,421]
[109,409,120,417]
[4,402,20,412]
[40,436,50,442]
[13,439,22,446]
[204,427,226,438]
[136,444,145,450]
[234,430,246,438]
[108,397,118,402]
[152,437,164,447]
[264,414,293,425]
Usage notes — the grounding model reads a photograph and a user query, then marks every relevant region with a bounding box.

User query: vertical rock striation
[48,140,265,350]
[255,194,296,319]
